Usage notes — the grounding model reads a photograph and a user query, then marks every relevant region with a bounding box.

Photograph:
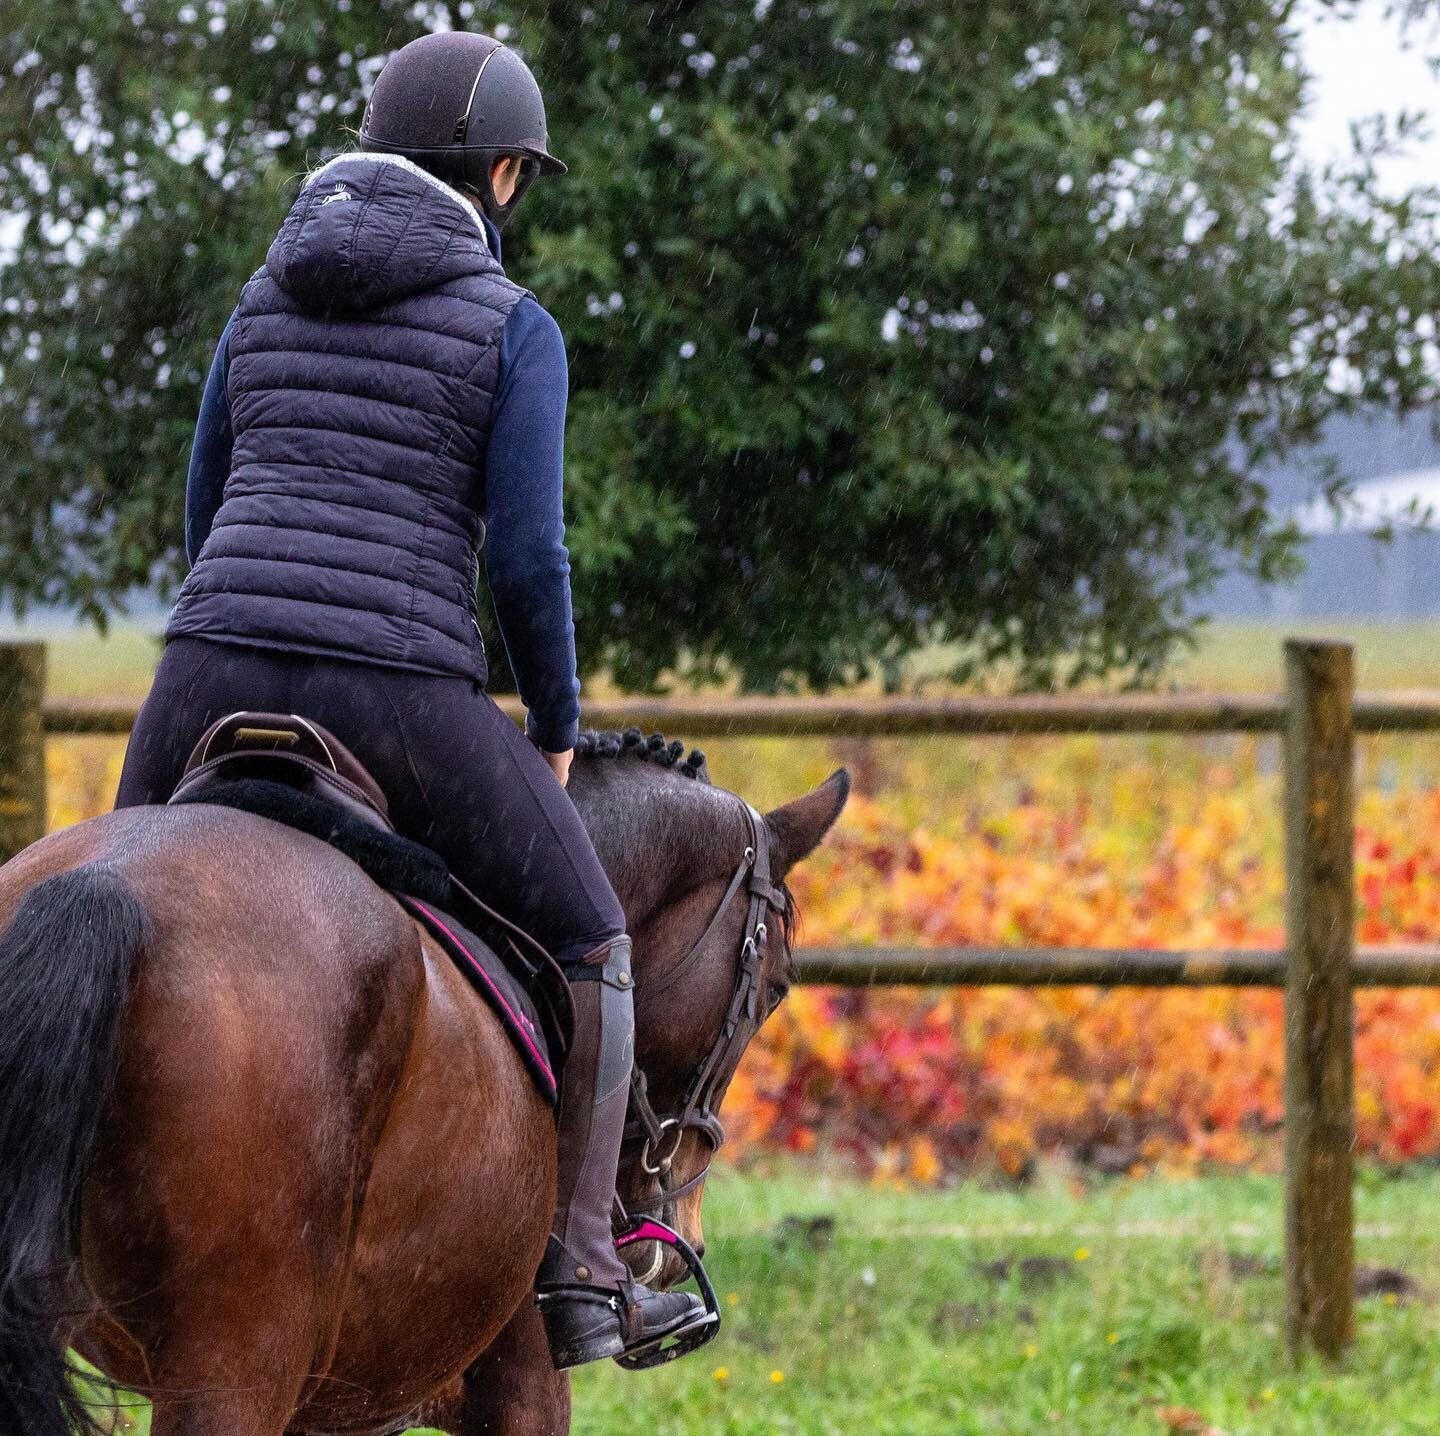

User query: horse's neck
[572,768,746,928]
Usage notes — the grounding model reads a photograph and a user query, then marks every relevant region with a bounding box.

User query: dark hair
[574,728,710,782]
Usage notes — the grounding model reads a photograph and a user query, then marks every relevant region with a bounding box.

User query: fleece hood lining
[303,151,490,252]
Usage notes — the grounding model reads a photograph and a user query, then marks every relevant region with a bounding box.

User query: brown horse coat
[2,806,546,1433]
[0,756,848,1436]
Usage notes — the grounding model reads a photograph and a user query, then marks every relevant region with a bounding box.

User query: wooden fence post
[1283,638,1356,1362]
[0,641,47,863]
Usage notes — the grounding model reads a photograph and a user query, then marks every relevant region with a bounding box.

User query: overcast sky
[1297,2,1440,190]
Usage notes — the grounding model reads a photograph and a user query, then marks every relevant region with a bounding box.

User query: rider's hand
[543,748,573,787]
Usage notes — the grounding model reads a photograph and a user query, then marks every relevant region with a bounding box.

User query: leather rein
[618,801,786,1221]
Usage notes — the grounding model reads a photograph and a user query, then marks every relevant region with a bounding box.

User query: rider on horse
[115,30,707,1371]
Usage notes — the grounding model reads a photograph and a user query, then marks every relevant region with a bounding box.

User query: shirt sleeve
[483,296,583,753]
[185,313,237,566]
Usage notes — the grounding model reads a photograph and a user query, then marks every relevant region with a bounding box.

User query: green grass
[1175,620,1440,692]
[558,1164,1440,1436]
[29,626,162,703]
[75,1165,1440,1435]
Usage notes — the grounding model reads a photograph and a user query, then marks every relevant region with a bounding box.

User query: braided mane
[574,728,711,783]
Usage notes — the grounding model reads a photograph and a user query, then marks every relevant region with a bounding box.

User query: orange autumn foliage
[727,783,1440,1180]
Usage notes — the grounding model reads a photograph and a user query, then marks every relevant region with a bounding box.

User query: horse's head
[569,731,849,1287]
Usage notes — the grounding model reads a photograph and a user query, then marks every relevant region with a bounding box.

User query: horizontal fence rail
[41,689,1440,738]
[792,944,1440,988]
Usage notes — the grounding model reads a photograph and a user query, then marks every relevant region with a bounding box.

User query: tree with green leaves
[3,2,1438,688]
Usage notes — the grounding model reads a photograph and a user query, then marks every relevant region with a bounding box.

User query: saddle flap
[171,711,393,830]
[400,895,570,1106]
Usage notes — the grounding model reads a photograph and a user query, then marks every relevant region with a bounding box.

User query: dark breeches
[114,638,624,968]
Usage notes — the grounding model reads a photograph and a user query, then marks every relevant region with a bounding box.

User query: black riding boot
[536,935,708,1370]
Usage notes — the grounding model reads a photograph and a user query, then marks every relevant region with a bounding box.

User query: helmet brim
[360,134,566,177]
[514,143,567,177]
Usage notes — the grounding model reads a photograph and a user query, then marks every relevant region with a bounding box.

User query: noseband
[619,801,786,1221]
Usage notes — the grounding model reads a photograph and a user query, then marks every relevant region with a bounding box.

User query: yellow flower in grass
[770,1369,785,1385]
[1074,1247,1090,1262]
[712,1366,730,1385]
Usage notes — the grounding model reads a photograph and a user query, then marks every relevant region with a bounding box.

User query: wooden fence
[4,635,1440,1361]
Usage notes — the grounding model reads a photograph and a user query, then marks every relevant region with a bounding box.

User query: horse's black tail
[0,865,149,1436]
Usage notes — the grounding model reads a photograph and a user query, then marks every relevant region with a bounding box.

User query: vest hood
[265,153,495,316]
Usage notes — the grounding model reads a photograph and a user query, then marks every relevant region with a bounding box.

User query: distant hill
[0,592,167,638]
[1209,410,1440,620]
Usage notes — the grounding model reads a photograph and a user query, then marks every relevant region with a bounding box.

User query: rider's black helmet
[359,31,565,229]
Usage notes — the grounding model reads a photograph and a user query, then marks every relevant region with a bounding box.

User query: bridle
[618,801,787,1223]
[604,798,787,1368]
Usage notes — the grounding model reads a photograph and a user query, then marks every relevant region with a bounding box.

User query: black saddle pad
[171,777,567,1106]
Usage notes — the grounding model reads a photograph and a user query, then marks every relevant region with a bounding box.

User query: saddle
[168,711,572,1106]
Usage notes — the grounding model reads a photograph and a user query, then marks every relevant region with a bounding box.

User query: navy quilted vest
[166,153,528,680]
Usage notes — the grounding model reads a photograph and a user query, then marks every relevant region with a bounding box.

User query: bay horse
[0,730,848,1436]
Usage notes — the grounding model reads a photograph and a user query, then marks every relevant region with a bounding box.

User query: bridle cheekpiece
[619,801,787,1218]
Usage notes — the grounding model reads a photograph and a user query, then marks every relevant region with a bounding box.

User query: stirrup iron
[612,1217,721,1370]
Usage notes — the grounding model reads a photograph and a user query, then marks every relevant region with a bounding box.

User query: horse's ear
[764,769,851,878]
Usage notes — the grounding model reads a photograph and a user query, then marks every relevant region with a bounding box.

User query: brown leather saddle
[171,710,395,830]
[168,711,571,1102]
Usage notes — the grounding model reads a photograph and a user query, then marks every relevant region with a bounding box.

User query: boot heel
[537,1289,626,1370]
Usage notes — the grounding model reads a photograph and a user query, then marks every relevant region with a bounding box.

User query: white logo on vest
[319,184,353,206]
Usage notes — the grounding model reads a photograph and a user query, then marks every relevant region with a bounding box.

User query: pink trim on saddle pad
[404,897,556,1091]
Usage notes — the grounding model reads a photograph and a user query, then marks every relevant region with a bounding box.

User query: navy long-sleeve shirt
[184,217,582,753]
